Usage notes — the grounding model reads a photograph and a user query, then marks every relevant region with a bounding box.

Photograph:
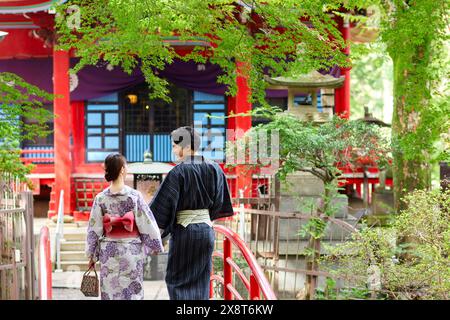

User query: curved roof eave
[265,71,345,89]
[0,0,66,14]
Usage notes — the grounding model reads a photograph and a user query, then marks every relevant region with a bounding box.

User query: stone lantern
[264,72,353,240]
[127,151,174,280]
[265,71,345,123]
[127,151,174,203]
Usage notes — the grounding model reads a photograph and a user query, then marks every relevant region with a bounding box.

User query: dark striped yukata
[149,155,234,300]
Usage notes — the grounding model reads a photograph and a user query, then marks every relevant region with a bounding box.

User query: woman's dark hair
[104,153,127,182]
[171,126,201,151]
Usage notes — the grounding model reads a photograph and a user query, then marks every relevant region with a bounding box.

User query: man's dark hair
[171,126,201,151]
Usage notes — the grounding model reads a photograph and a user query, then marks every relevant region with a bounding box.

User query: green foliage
[392,4,448,159]
[322,188,450,300]
[0,72,53,182]
[228,107,391,240]
[347,0,449,164]
[299,217,329,240]
[316,277,373,300]
[381,0,449,209]
[240,108,391,184]
[55,0,348,106]
[337,0,449,210]
[53,0,448,205]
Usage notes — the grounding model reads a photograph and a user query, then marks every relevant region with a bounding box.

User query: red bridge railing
[38,226,52,300]
[211,224,277,300]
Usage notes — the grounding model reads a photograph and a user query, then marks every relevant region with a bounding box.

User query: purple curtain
[0,58,341,101]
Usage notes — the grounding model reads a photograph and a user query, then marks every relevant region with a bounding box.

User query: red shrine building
[0,1,368,221]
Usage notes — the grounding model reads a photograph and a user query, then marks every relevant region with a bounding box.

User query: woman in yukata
[150,126,234,300]
[86,153,164,300]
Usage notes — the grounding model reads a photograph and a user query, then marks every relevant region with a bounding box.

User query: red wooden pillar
[227,61,253,198]
[355,183,362,198]
[53,49,72,216]
[70,101,85,213]
[334,18,351,119]
[70,101,85,171]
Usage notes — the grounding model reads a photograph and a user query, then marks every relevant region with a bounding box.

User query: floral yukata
[86,186,163,300]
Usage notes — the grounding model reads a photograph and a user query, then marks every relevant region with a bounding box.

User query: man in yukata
[150,126,234,300]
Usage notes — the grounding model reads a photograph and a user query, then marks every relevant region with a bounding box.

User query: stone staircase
[48,221,89,272]
[59,229,89,272]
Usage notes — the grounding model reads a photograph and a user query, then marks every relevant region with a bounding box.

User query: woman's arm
[85,195,104,263]
[136,192,164,255]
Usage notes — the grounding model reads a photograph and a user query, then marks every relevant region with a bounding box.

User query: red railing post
[250,274,260,300]
[38,226,52,300]
[211,225,277,300]
[223,237,233,300]
[209,266,214,299]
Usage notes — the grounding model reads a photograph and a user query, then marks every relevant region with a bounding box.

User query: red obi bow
[103,211,135,234]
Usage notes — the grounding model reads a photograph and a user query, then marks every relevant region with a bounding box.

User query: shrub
[321,188,450,300]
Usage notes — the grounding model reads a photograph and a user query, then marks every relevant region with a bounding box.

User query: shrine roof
[265,71,345,90]
[0,0,66,14]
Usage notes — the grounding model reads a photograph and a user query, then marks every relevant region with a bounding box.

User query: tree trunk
[304,181,332,299]
[305,235,321,300]
[390,45,432,212]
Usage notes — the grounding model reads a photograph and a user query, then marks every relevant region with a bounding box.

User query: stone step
[63,232,87,242]
[61,241,85,252]
[47,222,88,229]
[60,261,89,272]
[60,251,86,261]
